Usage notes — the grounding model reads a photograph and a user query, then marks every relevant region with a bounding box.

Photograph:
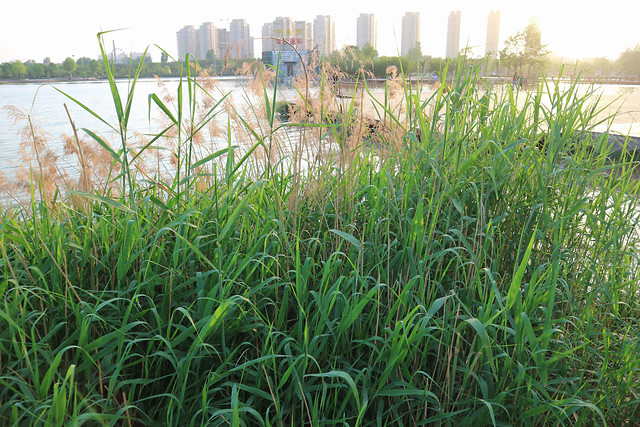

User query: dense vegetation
[1,43,640,425]
[0,55,255,80]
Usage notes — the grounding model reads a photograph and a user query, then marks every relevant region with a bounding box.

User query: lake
[1,77,640,179]
[0,76,253,176]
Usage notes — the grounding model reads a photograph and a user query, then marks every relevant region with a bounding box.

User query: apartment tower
[401,12,421,56]
[446,11,461,59]
[198,22,218,59]
[262,23,275,52]
[356,13,377,51]
[217,28,230,58]
[229,19,253,59]
[485,11,501,59]
[176,25,197,59]
[295,21,314,51]
[271,16,295,51]
[313,15,336,55]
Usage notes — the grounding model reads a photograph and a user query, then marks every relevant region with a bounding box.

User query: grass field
[1,43,640,426]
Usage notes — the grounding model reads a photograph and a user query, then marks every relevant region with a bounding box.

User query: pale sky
[1,0,639,64]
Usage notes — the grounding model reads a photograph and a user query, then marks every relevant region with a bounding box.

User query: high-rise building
[272,16,295,51]
[446,11,461,59]
[306,22,314,51]
[262,23,275,52]
[485,11,500,59]
[356,13,377,51]
[313,15,336,55]
[263,17,312,52]
[176,25,197,59]
[295,21,313,51]
[401,12,421,57]
[217,28,230,58]
[199,22,218,59]
[262,16,313,76]
[229,19,253,59]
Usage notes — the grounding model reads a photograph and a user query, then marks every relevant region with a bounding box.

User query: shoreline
[0,74,250,85]
[3,75,640,87]
[0,76,104,85]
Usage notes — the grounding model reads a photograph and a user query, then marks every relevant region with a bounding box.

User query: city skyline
[2,1,640,63]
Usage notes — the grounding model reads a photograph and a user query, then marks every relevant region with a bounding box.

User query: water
[0,76,250,176]
[2,79,640,178]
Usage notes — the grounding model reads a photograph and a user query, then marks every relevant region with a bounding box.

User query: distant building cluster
[176,11,507,72]
[176,20,254,60]
[260,16,336,76]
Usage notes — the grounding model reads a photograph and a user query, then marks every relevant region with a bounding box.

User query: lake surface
[0,77,252,176]
[1,78,640,178]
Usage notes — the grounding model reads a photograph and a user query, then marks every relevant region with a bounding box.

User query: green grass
[1,43,640,426]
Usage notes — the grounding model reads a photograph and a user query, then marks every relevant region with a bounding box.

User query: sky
[1,0,639,64]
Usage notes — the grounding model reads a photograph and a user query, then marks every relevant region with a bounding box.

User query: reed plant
[1,39,640,426]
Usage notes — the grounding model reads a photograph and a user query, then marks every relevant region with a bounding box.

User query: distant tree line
[326,44,446,79]
[1,33,638,82]
[0,55,260,81]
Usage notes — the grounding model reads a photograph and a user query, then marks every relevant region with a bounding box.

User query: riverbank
[0,76,102,84]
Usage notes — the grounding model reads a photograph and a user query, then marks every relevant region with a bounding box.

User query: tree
[27,62,44,79]
[361,43,378,60]
[161,52,169,64]
[1,62,13,78]
[427,57,446,73]
[407,43,422,59]
[11,61,27,78]
[616,44,640,76]
[500,24,549,75]
[63,57,77,77]
[89,59,101,76]
[592,57,613,76]
[46,62,60,78]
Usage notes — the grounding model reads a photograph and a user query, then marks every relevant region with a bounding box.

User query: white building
[313,15,336,56]
[199,22,218,59]
[262,16,318,76]
[401,12,421,57]
[177,25,197,60]
[229,19,253,59]
[446,11,462,59]
[262,23,275,52]
[217,29,230,58]
[295,21,314,51]
[263,17,311,52]
[485,11,501,59]
[272,16,295,51]
[356,13,377,51]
